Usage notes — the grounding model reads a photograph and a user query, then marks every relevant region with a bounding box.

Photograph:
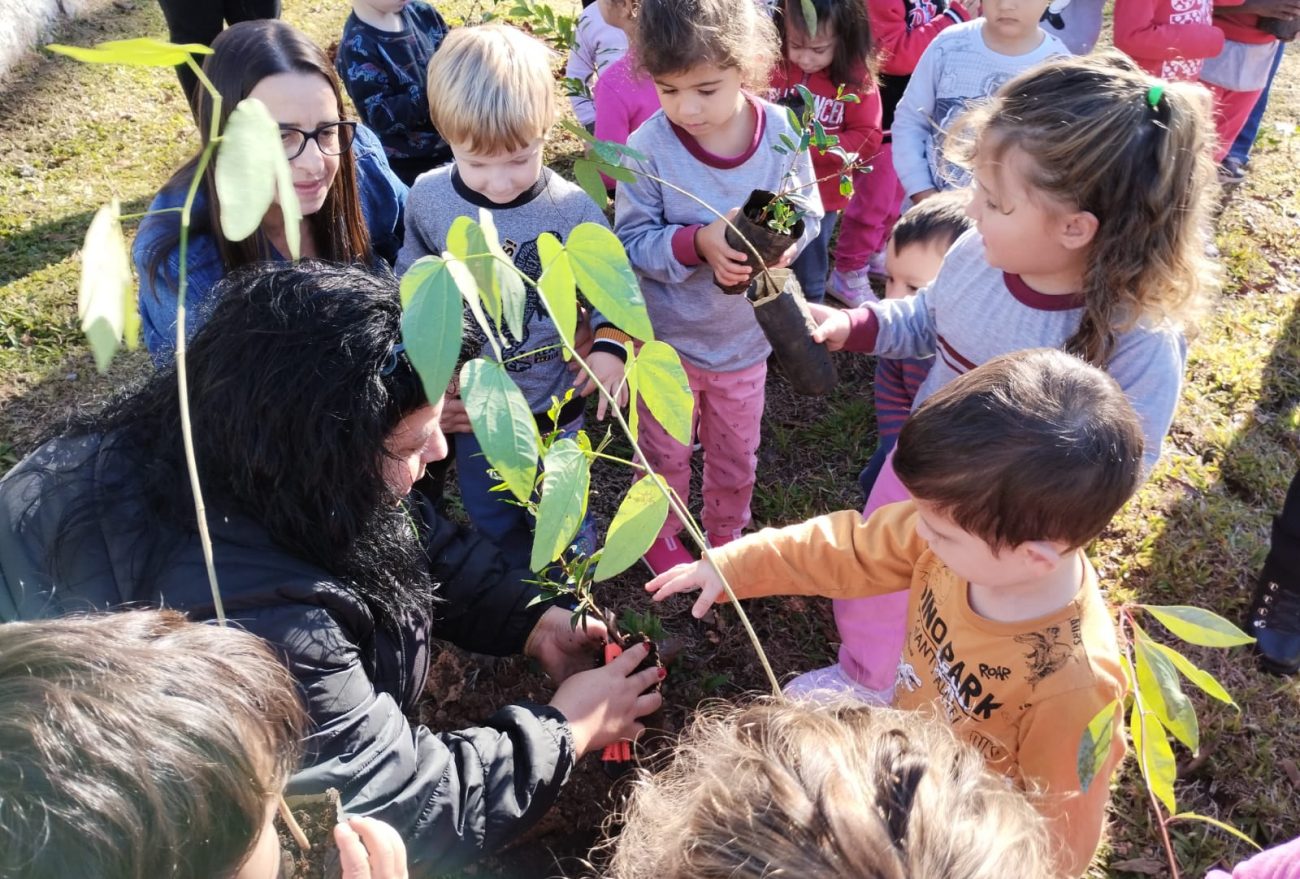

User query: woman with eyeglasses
[132,18,407,365]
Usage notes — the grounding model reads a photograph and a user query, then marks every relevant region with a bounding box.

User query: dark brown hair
[632,0,779,85]
[891,189,973,254]
[946,51,1216,366]
[777,0,877,90]
[894,348,1144,550]
[0,610,305,879]
[602,699,1058,879]
[144,19,371,296]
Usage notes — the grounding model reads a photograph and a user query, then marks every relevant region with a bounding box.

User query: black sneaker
[1245,554,1300,677]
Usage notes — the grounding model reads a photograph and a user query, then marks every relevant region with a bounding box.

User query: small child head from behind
[632,0,778,135]
[426,24,555,203]
[777,0,875,89]
[0,610,304,879]
[884,190,973,300]
[948,51,1216,366]
[895,348,1143,571]
[603,698,1057,879]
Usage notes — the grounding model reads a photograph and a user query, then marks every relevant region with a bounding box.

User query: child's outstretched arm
[646,559,726,618]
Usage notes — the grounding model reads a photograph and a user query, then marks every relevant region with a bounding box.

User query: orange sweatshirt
[710,502,1128,878]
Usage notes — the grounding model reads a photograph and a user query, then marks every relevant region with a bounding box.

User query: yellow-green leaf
[573,159,609,209]
[215,98,281,244]
[1147,640,1238,709]
[595,475,671,581]
[271,135,302,260]
[78,200,135,372]
[477,210,528,342]
[566,223,654,341]
[1141,605,1254,648]
[536,233,576,356]
[531,439,590,572]
[630,340,693,445]
[1168,813,1263,850]
[461,358,539,503]
[1131,700,1177,814]
[1077,699,1121,793]
[400,256,468,403]
[48,38,211,67]
[1134,629,1199,752]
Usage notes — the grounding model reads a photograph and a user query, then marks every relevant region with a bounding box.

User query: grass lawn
[1,2,1297,877]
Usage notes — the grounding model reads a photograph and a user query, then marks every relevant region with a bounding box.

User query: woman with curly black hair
[0,261,661,876]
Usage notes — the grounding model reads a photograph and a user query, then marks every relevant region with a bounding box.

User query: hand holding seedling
[696,209,753,288]
[807,302,854,350]
[334,816,409,879]
[549,642,663,755]
[526,606,610,683]
[573,350,629,420]
[646,559,726,619]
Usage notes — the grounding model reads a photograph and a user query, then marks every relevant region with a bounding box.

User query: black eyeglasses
[278,121,357,160]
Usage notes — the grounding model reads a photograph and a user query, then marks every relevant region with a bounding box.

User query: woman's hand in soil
[334,817,409,879]
[645,560,725,619]
[574,350,628,420]
[807,302,853,351]
[550,642,663,756]
[526,606,609,684]
[696,209,752,287]
[439,395,473,434]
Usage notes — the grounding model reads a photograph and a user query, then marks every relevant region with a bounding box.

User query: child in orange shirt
[648,347,1141,879]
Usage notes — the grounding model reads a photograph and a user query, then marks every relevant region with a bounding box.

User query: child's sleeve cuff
[671,225,704,266]
[844,307,881,353]
[592,326,633,362]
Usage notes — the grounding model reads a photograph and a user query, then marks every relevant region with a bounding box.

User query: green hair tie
[1147,84,1165,110]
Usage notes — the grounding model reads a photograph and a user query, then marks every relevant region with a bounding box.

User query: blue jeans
[858,434,897,506]
[455,418,594,570]
[1228,43,1285,165]
[792,211,839,304]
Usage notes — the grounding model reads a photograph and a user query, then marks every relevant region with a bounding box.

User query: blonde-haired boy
[396,24,630,567]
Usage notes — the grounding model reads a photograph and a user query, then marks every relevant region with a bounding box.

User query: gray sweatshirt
[614,96,824,373]
[396,166,612,414]
[844,229,1187,473]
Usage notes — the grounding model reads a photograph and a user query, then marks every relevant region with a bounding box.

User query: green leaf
[270,134,302,260]
[839,91,861,104]
[536,233,577,356]
[446,216,501,329]
[400,256,468,401]
[593,160,636,184]
[215,98,282,244]
[77,200,135,372]
[630,340,693,445]
[48,38,212,67]
[595,474,671,580]
[573,159,609,209]
[1134,629,1199,752]
[476,210,528,342]
[565,224,654,341]
[1168,813,1263,850]
[796,84,816,115]
[461,358,540,503]
[531,439,590,572]
[1146,640,1238,709]
[1076,699,1120,794]
[839,175,854,198]
[784,107,802,135]
[1141,605,1255,648]
[799,0,819,37]
[1130,700,1177,814]
[559,118,597,144]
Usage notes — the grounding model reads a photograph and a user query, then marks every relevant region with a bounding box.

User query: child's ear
[1019,540,1064,575]
[1058,210,1099,252]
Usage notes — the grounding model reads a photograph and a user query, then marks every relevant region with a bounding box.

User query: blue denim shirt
[132,123,407,365]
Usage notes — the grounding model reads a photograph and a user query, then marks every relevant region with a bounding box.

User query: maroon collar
[669,92,766,169]
[1004,272,1085,310]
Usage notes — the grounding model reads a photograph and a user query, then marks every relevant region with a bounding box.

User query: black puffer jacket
[0,433,574,876]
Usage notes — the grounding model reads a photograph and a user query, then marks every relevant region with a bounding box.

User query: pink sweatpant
[1204,81,1266,163]
[833,448,912,690]
[835,140,906,272]
[637,358,767,539]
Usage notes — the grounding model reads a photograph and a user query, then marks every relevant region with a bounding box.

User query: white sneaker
[827,267,876,308]
[782,663,894,705]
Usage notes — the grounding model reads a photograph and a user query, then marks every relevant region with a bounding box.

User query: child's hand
[645,559,725,619]
[334,817,408,879]
[771,241,799,270]
[910,188,939,204]
[439,395,473,434]
[549,642,663,756]
[696,209,753,288]
[807,302,854,351]
[573,350,628,420]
